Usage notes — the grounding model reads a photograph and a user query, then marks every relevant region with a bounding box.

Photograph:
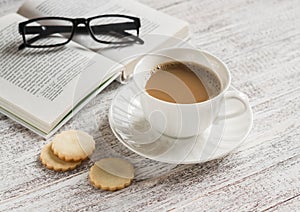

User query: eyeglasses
[18,14,144,50]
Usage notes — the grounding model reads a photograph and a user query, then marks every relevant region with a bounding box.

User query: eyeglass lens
[89,16,138,43]
[24,19,74,47]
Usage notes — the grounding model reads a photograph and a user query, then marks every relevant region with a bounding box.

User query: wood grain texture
[0,0,300,211]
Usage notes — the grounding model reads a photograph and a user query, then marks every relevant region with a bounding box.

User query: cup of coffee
[133,48,249,138]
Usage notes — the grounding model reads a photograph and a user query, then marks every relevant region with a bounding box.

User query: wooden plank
[163,0,300,53]
[265,195,300,212]
[177,155,300,211]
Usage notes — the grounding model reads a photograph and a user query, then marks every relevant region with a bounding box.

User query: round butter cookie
[51,130,95,162]
[40,143,81,171]
[89,158,134,191]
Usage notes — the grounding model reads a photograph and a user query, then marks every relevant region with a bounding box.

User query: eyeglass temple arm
[118,30,144,44]
[21,22,140,35]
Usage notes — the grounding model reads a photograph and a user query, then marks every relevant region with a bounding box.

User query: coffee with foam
[145,61,221,104]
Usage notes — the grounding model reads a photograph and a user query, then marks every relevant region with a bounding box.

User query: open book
[0,0,189,138]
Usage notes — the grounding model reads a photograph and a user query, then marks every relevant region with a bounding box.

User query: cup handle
[216,89,250,121]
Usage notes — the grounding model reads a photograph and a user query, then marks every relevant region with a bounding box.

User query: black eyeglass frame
[18,14,142,49]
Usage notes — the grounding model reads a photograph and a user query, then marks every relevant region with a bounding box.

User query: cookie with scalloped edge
[51,130,95,162]
[89,158,134,191]
[40,143,81,171]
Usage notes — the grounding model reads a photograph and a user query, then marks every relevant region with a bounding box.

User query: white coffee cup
[133,48,250,138]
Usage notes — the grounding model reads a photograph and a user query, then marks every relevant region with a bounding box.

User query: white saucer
[109,81,253,164]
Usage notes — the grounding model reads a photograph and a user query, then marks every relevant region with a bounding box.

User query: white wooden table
[1,0,300,211]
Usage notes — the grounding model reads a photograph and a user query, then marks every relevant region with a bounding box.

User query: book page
[18,0,189,78]
[0,13,122,132]
[0,0,24,16]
